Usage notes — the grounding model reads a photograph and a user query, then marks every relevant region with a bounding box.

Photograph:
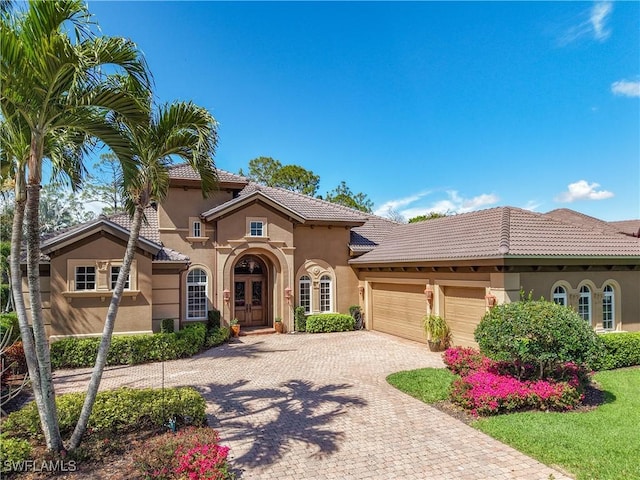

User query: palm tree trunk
[9,185,49,442]
[25,182,64,452]
[68,203,144,450]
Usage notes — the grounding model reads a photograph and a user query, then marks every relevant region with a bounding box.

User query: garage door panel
[371,283,427,343]
[444,287,486,348]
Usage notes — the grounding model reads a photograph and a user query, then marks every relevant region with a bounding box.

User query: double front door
[234,275,265,326]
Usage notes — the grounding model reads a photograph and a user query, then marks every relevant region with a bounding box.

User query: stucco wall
[48,235,153,339]
[520,270,640,331]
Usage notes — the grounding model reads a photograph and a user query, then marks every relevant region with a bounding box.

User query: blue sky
[88,1,639,221]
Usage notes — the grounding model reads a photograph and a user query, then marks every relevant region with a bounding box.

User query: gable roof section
[543,208,622,235]
[350,207,640,265]
[202,182,369,226]
[39,207,189,264]
[350,215,399,254]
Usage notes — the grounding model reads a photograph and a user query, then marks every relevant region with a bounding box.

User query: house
[23,165,640,347]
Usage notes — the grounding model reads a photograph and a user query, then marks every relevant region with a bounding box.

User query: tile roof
[543,209,621,235]
[350,207,640,264]
[168,163,248,184]
[609,220,640,237]
[203,182,369,224]
[350,215,399,252]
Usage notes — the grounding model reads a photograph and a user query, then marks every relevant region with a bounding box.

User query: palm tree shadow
[198,379,367,470]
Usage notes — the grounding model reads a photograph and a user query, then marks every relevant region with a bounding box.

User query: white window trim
[246,217,268,238]
[75,265,97,291]
[602,285,615,331]
[299,276,312,314]
[578,285,592,323]
[319,275,333,313]
[186,267,208,320]
[110,265,131,291]
[187,217,208,245]
[552,286,568,306]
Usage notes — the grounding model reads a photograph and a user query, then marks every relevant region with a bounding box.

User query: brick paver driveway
[53,331,572,479]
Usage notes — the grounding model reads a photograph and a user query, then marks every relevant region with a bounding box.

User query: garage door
[370,283,427,343]
[443,287,486,347]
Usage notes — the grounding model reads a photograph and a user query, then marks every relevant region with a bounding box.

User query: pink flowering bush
[444,346,588,416]
[134,427,233,479]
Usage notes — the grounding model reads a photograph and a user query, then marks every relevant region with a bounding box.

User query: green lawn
[387,367,640,480]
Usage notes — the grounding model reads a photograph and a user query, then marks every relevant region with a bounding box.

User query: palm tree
[1,0,150,452]
[68,100,219,449]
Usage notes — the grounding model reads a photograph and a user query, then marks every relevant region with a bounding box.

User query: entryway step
[239,327,276,336]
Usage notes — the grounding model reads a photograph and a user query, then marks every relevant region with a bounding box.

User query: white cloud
[559,1,612,45]
[377,190,499,220]
[555,180,614,203]
[520,200,543,212]
[611,80,640,98]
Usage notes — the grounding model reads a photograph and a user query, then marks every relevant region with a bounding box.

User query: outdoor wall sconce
[223,289,231,304]
[284,286,293,305]
[424,284,434,306]
[485,293,498,308]
[358,286,365,297]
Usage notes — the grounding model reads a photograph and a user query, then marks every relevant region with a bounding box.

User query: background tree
[323,181,374,213]
[1,0,150,452]
[385,209,406,223]
[242,156,320,196]
[39,181,96,234]
[408,211,449,223]
[80,153,124,215]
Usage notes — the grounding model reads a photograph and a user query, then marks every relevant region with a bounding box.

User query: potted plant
[423,314,450,352]
[274,317,283,334]
[230,318,240,337]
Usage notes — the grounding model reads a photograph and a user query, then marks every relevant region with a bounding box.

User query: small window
[319,275,332,312]
[192,220,202,238]
[249,221,264,237]
[110,266,130,290]
[578,285,591,323]
[75,266,96,291]
[602,285,615,330]
[552,286,567,306]
[299,275,311,314]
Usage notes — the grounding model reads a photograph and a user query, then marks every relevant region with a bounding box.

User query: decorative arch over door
[233,255,268,327]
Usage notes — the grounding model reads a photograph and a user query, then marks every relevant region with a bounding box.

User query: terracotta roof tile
[350,216,399,252]
[168,163,247,184]
[351,207,640,264]
[609,219,640,237]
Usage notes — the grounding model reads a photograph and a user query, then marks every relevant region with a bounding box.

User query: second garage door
[443,286,487,347]
[370,283,427,343]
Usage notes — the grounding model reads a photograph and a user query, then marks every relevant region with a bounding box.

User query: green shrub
[0,436,32,472]
[0,313,20,343]
[294,306,307,332]
[594,332,640,370]
[2,387,206,439]
[0,285,10,313]
[207,308,221,330]
[160,318,175,333]
[306,314,354,333]
[50,324,207,369]
[474,299,603,378]
[205,326,230,348]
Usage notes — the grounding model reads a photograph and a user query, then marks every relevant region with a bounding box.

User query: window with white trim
[299,275,311,314]
[249,221,264,237]
[319,275,332,312]
[75,266,96,291]
[552,286,567,306]
[602,284,615,330]
[186,268,208,319]
[110,266,130,290]
[578,285,591,323]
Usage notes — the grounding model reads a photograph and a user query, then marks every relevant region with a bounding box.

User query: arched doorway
[233,255,268,326]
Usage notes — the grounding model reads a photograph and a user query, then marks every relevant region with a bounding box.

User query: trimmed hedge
[2,386,206,439]
[205,326,230,348]
[594,332,640,370]
[306,314,354,333]
[294,306,307,332]
[50,323,207,369]
[0,313,20,344]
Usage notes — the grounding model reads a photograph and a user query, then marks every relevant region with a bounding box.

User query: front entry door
[234,275,265,326]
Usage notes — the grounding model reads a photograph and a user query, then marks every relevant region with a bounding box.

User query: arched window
[299,275,311,314]
[578,285,591,323]
[186,268,208,319]
[319,275,332,312]
[602,284,615,330]
[552,286,567,306]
